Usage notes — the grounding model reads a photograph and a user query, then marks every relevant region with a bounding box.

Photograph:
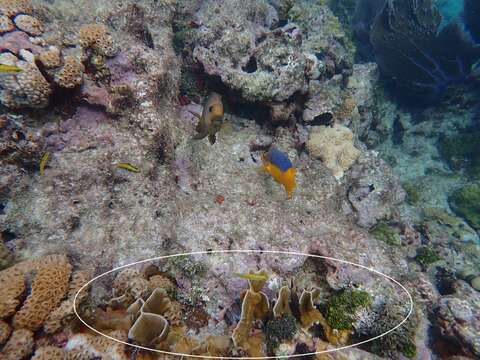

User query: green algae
[449,183,480,230]
[264,314,297,352]
[415,246,442,267]
[324,289,371,330]
[402,182,421,205]
[439,131,480,178]
[370,223,402,246]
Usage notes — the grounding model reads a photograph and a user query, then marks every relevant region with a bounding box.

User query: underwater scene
[0,0,479,359]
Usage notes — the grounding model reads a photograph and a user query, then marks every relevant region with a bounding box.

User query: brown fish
[190,92,224,144]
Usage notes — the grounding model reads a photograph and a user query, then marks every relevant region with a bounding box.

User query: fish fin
[208,134,216,144]
[188,110,202,119]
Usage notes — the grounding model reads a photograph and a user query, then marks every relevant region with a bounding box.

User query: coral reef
[307,124,361,180]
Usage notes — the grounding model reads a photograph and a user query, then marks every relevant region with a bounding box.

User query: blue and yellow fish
[261,148,296,199]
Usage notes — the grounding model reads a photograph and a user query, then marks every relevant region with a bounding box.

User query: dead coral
[0,328,34,360]
[79,23,118,57]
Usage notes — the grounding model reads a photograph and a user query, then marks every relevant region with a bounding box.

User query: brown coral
[43,270,92,334]
[299,289,325,329]
[13,14,43,36]
[54,56,84,89]
[13,254,72,331]
[0,320,11,345]
[79,23,117,57]
[37,47,62,69]
[0,0,33,17]
[148,274,175,293]
[273,286,292,318]
[0,266,26,319]
[0,60,52,109]
[31,346,65,360]
[0,328,34,360]
[0,14,14,33]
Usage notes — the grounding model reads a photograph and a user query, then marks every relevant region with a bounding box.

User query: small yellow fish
[191,92,224,144]
[233,272,269,282]
[116,162,140,173]
[0,63,22,73]
[39,152,49,176]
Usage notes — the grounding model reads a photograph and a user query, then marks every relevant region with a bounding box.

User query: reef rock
[307,124,361,180]
[193,0,306,102]
[437,280,480,357]
[346,151,406,228]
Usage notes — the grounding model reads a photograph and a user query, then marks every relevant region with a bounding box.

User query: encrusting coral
[0,56,52,109]
[0,320,11,345]
[0,0,34,17]
[65,329,129,360]
[31,346,65,360]
[0,328,34,360]
[307,124,361,179]
[13,14,43,36]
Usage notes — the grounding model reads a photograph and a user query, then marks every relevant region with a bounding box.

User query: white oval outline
[73,249,414,359]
